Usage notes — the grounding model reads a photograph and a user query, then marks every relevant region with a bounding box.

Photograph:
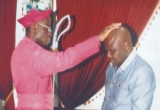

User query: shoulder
[131,54,155,83]
[133,54,153,73]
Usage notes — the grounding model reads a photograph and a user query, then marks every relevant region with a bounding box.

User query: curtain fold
[57,0,158,108]
[0,0,17,109]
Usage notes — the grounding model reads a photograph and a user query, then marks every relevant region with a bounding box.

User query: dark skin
[26,18,121,49]
[26,17,52,47]
[104,26,133,68]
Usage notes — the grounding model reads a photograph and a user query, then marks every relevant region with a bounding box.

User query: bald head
[106,26,132,48]
[104,26,133,68]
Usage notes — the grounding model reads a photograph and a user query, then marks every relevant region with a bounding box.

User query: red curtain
[0,0,17,109]
[56,0,158,108]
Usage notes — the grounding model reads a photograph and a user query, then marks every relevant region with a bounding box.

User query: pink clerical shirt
[11,36,100,110]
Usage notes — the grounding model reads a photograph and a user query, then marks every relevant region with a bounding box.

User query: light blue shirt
[101,49,156,110]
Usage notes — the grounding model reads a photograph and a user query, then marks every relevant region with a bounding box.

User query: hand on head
[98,23,121,42]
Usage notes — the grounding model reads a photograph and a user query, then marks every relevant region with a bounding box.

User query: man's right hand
[98,23,121,42]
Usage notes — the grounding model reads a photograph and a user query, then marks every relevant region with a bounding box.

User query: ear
[30,22,38,33]
[123,42,129,51]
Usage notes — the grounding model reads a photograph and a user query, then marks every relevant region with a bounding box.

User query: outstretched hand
[98,23,121,42]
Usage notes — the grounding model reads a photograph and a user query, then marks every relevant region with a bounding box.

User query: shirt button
[112,82,114,84]
[109,96,111,98]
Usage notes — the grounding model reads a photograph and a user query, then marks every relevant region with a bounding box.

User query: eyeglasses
[38,22,52,33]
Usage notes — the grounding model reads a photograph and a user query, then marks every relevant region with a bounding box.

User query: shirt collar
[110,48,137,72]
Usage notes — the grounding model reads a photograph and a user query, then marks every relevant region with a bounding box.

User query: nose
[48,32,52,37]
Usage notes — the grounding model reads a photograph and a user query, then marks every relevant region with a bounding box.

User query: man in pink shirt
[11,9,120,110]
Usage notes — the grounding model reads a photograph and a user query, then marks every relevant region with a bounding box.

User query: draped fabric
[0,0,17,109]
[56,0,158,108]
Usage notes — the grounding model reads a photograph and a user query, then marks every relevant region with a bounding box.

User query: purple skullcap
[18,9,52,28]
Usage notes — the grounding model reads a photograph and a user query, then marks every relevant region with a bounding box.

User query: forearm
[36,36,101,77]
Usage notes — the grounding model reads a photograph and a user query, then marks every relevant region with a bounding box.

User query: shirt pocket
[113,81,128,101]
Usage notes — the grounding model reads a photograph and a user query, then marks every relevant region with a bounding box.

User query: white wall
[0,99,4,110]
[13,0,24,108]
[136,2,160,109]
